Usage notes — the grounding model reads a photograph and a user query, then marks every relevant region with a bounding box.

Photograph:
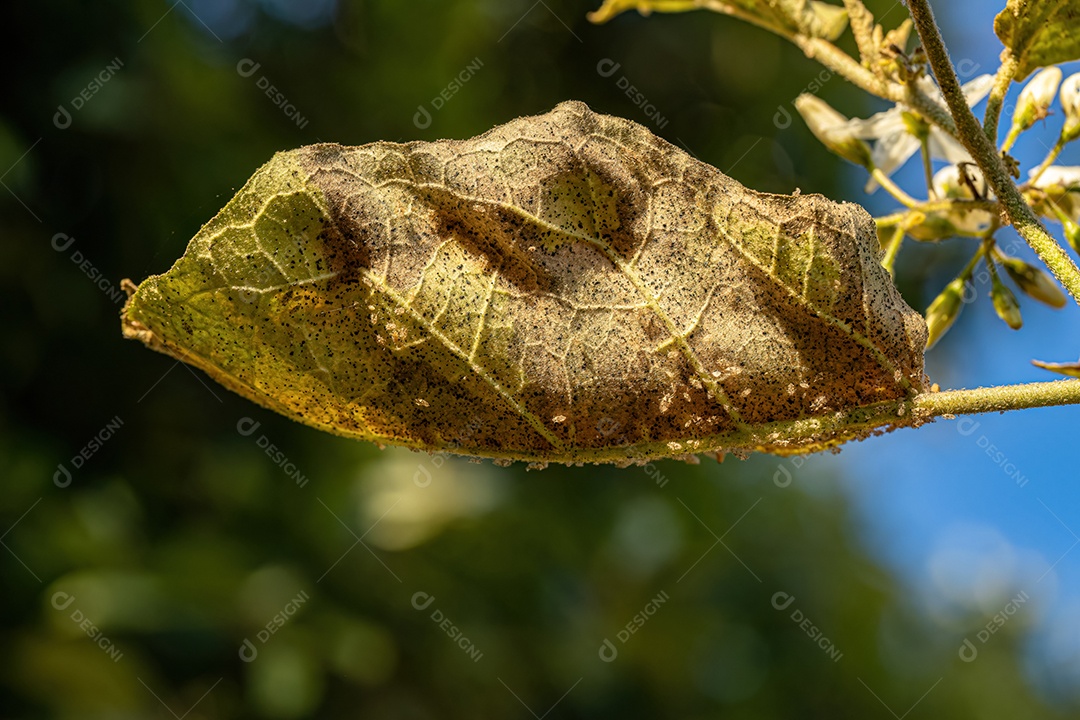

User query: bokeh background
[4,0,1080,717]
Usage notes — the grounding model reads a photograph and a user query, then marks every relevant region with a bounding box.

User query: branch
[983,50,1018,144]
[916,379,1080,415]
[906,0,1080,308]
[792,35,959,137]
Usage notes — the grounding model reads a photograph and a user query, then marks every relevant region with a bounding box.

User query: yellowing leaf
[1032,358,1080,378]
[121,101,928,465]
[994,0,1080,79]
[588,0,848,41]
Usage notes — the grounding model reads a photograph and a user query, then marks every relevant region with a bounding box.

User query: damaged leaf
[587,0,849,41]
[994,0,1080,79]
[122,101,928,465]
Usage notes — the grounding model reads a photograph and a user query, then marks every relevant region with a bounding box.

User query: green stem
[983,235,1001,282]
[1001,124,1022,153]
[871,167,920,208]
[875,212,907,228]
[920,138,936,197]
[1028,139,1065,185]
[916,379,1080,416]
[882,224,905,276]
[983,51,1018,145]
[919,198,999,215]
[960,241,987,280]
[877,198,999,227]
[906,0,1080,309]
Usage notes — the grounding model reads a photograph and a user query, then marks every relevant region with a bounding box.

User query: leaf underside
[122,101,929,465]
[994,0,1080,79]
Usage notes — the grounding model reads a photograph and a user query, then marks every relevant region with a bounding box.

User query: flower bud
[901,110,930,142]
[1032,358,1080,379]
[907,214,960,242]
[1012,66,1062,132]
[999,257,1066,308]
[794,94,874,169]
[1030,165,1080,223]
[933,164,989,200]
[1064,217,1080,254]
[991,276,1023,330]
[1061,72,1080,142]
[927,165,993,235]
[925,277,966,349]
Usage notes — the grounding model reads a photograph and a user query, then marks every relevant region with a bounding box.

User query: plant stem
[920,138,936,197]
[906,0,1080,309]
[983,235,1001,282]
[1001,124,1022,153]
[792,35,960,137]
[960,242,987,280]
[983,51,1018,145]
[882,224,905,276]
[916,379,1080,416]
[1028,139,1065,185]
[875,212,907,228]
[871,167,920,208]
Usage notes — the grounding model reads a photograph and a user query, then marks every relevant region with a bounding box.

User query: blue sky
[786,0,1080,696]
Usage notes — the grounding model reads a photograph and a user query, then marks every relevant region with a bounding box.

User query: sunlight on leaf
[994,0,1080,79]
[121,101,928,465]
[1032,358,1080,378]
[588,0,848,41]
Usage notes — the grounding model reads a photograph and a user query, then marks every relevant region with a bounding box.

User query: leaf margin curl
[121,101,929,466]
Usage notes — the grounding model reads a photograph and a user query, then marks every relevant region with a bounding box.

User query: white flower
[847,74,994,192]
[793,94,873,168]
[1012,67,1062,132]
[1031,165,1080,189]
[927,165,994,235]
[1030,165,1080,222]
[1060,72,1080,141]
[933,164,991,200]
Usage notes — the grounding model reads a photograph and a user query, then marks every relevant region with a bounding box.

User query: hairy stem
[916,379,1080,415]
[792,35,959,137]
[871,167,920,208]
[906,0,1080,308]
[983,51,1018,145]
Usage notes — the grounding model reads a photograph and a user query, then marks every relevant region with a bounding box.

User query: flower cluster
[796,62,1080,351]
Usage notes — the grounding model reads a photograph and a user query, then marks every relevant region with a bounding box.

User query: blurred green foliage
[1,0,1072,717]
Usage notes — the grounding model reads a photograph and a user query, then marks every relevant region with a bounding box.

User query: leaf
[1032,358,1080,378]
[121,101,928,465]
[588,0,849,41]
[994,0,1080,79]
